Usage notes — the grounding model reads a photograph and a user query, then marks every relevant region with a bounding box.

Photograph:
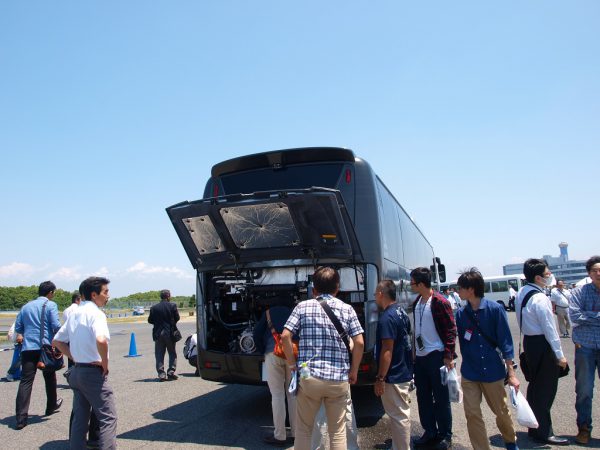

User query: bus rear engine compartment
[206,274,307,354]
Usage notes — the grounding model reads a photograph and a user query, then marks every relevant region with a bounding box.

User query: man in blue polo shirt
[374,279,413,450]
[455,268,520,450]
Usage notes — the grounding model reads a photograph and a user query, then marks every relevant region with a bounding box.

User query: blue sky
[1,1,598,297]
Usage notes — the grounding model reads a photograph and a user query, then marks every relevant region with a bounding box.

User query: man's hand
[507,374,520,392]
[101,360,109,376]
[348,368,358,385]
[443,357,455,370]
[16,334,23,344]
[557,357,568,369]
[374,380,385,397]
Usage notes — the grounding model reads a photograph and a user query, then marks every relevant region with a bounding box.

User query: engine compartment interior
[204,266,366,354]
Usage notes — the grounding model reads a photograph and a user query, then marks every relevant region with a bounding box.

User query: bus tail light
[359,363,371,372]
[204,361,221,370]
[345,169,352,184]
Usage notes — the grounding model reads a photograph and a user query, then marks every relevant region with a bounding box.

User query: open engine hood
[166,188,363,271]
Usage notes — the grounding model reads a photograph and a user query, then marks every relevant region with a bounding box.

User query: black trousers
[524,334,560,439]
[15,350,57,424]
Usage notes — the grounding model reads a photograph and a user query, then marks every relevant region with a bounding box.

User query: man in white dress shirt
[63,291,81,324]
[53,276,117,450]
[516,259,568,446]
[550,279,572,337]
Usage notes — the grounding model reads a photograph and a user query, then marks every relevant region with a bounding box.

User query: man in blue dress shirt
[455,268,520,450]
[14,280,63,429]
[569,255,600,445]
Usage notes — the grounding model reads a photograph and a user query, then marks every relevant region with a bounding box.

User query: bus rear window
[220,164,344,194]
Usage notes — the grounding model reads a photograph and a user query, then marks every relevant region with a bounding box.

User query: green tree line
[0,286,196,311]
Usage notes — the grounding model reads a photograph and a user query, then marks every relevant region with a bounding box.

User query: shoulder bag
[37,301,65,372]
[170,303,182,342]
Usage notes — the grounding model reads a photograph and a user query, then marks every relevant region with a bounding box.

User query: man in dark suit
[148,290,180,381]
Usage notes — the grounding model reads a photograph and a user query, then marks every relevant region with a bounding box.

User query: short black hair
[71,292,81,303]
[523,258,548,283]
[586,256,600,273]
[82,276,110,300]
[160,289,171,300]
[313,267,340,295]
[377,280,396,300]
[457,268,485,298]
[410,267,432,288]
[38,281,56,297]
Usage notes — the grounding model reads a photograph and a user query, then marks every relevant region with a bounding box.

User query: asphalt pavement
[0,313,598,449]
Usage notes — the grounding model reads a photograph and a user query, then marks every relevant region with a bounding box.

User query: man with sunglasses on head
[410,267,456,450]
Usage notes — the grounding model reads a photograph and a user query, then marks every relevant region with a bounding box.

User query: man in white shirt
[63,292,81,324]
[516,259,568,446]
[550,279,572,337]
[53,276,117,450]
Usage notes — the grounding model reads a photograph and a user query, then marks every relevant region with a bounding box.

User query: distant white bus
[441,274,525,311]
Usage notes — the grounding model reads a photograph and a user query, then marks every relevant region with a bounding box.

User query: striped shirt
[570,283,600,349]
[285,295,363,382]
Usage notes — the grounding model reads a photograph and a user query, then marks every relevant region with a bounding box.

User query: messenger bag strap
[318,299,352,355]
[518,288,538,354]
[463,307,498,350]
[265,309,278,337]
[39,300,48,347]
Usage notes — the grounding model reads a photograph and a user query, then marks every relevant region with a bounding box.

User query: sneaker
[434,437,452,450]
[576,426,591,445]
[167,373,179,380]
[158,373,167,382]
[263,435,288,447]
[6,374,14,382]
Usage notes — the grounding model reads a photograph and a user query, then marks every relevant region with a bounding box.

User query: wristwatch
[375,375,385,382]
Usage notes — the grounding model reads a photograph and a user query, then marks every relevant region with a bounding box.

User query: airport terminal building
[503,242,587,286]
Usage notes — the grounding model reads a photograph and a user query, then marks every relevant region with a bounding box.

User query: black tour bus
[166,147,445,385]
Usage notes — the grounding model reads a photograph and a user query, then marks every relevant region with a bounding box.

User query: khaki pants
[265,352,296,441]
[462,378,516,450]
[381,382,411,450]
[295,376,349,450]
[556,306,571,336]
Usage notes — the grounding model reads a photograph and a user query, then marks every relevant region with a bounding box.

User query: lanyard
[417,297,430,333]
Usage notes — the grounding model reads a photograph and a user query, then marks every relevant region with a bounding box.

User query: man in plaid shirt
[410,267,457,450]
[282,267,364,450]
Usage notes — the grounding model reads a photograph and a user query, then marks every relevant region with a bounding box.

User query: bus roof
[211,147,355,177]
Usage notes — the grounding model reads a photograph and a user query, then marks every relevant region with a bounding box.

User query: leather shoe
[532,435,569,446]
[15,421,27,430]
[434,438,452,449]
[262,435,287,447]
[576,426,591,445]
[414,433,441,448]
[46,397,63,415]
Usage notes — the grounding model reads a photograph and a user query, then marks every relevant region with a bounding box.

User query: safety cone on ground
[124,332,142,357]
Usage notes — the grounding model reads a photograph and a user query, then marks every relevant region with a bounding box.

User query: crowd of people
[5,255,600,449]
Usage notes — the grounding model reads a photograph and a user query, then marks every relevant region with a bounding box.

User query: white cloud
[126,261,194,280]
[93,267,110,277]
[0,262,36,279]
[47,266,82,281]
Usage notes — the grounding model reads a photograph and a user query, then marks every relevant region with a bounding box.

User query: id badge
[416,335,425,351]
[464,329,473,341]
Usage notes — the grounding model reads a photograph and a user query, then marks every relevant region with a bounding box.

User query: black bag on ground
[37,300,64,372]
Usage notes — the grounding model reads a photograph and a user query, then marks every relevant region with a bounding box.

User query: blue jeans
[414,350,452,440]
[575,345,600,430]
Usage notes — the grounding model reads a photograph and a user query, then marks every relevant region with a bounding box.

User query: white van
[441,274,524,311]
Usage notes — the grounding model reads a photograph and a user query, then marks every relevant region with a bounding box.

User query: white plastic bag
[440,366,463,403]
[509,386,538,428]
